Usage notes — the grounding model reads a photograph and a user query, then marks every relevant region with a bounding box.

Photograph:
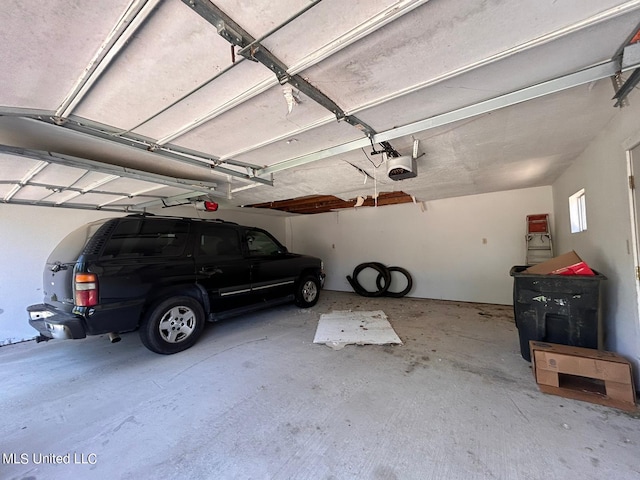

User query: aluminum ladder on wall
[526,214,553,265]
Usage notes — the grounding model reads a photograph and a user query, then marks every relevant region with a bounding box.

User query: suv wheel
[140,296,205,354]
[295,275,320,308]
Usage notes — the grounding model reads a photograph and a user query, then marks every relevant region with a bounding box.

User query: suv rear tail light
[75,273,98,307]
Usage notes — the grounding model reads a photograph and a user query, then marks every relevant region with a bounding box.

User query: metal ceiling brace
[132,191,216,210]
[2,198,139,213]
[0,145,225,199]
[58,115,266,178]
[256,58,640,176]
[0,180,166,201]
[181,0,378,138]
[98,184,167,208]
[349,1,640,116]
[613,68,640,107]
[613,41,640,106]
[611,73,630,108]
[0,111,273,187]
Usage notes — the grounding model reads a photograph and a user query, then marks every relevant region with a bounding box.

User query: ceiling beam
[0,145,224,198]
[257,59,640,176]
[57,115,267,181]
[0,180,165,200]
[132,191,211,209]
[0,111,273,187]
[2,198,135,213]
[98,184,166,208]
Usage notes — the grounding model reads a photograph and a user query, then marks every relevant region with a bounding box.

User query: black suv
[27,214,325,354]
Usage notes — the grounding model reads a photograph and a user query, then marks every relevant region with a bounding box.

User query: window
[246,230,282,256]
[49,219,110,263]
[569,189,587,233]
[198,226,242,258]
[102,219,189,258]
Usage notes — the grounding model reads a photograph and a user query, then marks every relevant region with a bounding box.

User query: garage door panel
[0,0,132,110]
[133,60,274,140]
[227,119,364,166]
[31,164,86,188]
[65,192,127,206]
[0,154,43,180]
[12,185,56,202]
[73,0,235,131]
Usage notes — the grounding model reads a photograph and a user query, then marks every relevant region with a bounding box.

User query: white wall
[286,186,554,305]
[552,94,640,384]
[0,204,121,344]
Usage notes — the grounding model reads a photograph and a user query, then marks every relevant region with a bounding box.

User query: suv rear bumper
[27,304,87,340]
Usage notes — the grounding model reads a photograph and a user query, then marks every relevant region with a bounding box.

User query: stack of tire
[346,262,412,298]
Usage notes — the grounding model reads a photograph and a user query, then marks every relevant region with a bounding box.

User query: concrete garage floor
[1,291,639,480]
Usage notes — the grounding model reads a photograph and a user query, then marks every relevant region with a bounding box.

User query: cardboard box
[525,251,595,276]
[530,341,637,412]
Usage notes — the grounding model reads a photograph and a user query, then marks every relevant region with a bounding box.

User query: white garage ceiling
[0,0,639,212]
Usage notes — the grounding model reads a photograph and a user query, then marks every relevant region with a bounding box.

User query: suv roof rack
[207,218,238,225]
[123,213,238,225]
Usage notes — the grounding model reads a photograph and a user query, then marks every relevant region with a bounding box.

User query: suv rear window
[47,218,111,263]
[102,219,190,258]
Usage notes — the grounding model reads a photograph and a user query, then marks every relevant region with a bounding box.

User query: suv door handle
[199,267,222,276]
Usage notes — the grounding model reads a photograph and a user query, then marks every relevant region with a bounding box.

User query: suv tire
[140,296,205,354]
[295,275,320,308]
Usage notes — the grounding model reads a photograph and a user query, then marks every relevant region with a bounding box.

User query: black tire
[375,266,413,298]
[139,296,205,354]
[346,262,391,297]
[295,275,320,308]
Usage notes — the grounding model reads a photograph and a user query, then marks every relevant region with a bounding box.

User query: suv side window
[102,219,190,258]
[246,229,282,257]
[198,226,242,258]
